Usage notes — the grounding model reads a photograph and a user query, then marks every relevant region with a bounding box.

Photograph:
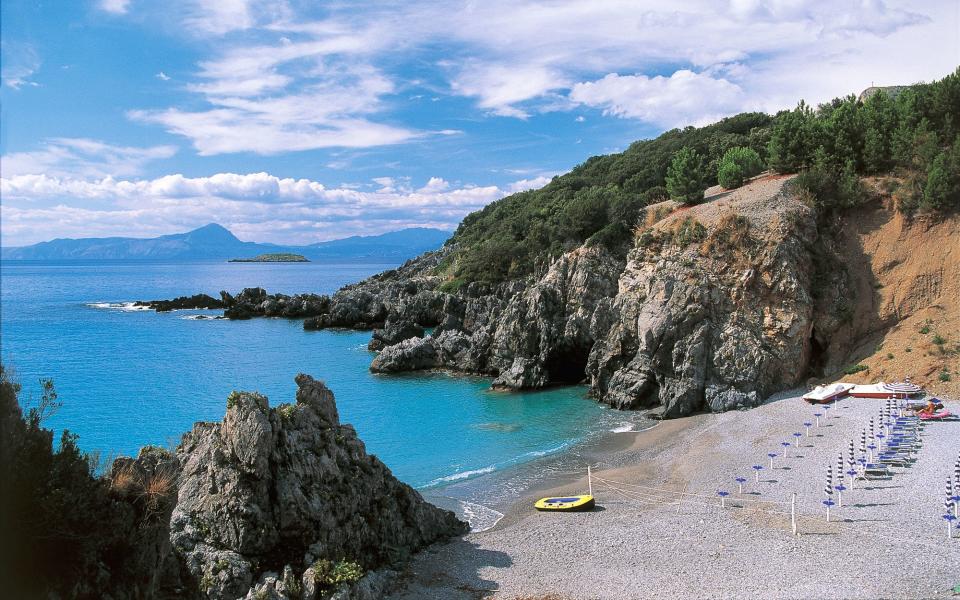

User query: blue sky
[1,0,957,246]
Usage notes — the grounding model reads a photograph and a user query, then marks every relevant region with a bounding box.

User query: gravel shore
[391,392,960,599]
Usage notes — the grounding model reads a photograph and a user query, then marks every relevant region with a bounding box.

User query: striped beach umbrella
[950,479,960,519]
[945,484,957,538]
[823,465,835,521]
[846,442,858,489]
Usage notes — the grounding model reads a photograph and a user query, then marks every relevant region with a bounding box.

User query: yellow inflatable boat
[534,494,595,512]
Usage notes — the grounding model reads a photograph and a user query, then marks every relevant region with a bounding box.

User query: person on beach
[916,399,944,416]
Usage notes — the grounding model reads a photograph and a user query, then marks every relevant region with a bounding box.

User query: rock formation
[363,176,852,416]
[169,374,466,599]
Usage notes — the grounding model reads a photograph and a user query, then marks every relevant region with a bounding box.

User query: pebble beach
[392,392,960,599]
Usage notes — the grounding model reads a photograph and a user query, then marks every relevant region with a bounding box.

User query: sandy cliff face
[825,183,960,396]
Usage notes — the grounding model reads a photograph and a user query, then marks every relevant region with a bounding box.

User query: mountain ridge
[1,224,451,261]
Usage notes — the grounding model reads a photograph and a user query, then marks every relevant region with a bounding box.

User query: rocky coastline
[133,175,952,418]
[141,176,870,419]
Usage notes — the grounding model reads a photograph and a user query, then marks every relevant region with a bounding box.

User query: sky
[1,1,957,247]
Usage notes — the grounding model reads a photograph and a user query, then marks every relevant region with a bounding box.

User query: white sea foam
[179,314,222,321]
[524,440,572,458]
[610,423,635,433]
[423,465,496,488]
[86,301,149,312]
[457,499,505,532]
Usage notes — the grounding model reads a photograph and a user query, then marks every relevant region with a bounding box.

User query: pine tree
[665,147,706,205]
[767,101,815,173]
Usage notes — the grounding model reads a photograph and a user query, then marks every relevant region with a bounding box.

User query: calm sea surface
[0,259,645,526]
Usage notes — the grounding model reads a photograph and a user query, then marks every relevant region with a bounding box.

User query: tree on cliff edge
[666,147,706,205]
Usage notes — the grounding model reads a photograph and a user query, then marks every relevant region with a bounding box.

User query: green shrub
[886,353,894,360]
[670,217,707,246]
[939,371,951,382]
[843,364,869,375]
[312,559,365,589]
[717,147,764,189]
[437,278,466,294]
[665,147,706,205]
[277,403,296,422]
[933,333,946,345]
[919,324,931,334]
[794,154,865,210]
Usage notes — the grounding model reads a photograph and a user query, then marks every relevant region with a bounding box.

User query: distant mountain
[0,224,451,261]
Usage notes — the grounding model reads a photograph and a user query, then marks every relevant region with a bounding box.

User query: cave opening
[545,344,591,384]
[807,328,827,378]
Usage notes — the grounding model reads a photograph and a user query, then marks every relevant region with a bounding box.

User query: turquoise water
[0,260,635,502]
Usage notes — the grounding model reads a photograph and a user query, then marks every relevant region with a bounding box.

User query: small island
[228,253,310,263]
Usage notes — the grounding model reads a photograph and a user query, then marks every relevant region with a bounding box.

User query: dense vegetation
[0,366,174,598]
[440,68,959,288]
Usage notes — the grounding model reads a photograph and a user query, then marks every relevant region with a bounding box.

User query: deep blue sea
[1,259,646,526]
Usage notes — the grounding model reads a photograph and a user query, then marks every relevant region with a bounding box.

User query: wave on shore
[420,439,575,490]
[86,301,150,311]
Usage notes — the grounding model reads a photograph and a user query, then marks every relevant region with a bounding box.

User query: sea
[0,259,652,530]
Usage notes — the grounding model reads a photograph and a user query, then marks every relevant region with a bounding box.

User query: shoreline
[421,401,659,533]
[396,393,960,599]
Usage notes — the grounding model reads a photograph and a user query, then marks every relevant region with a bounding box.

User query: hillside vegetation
[440,68,960,288]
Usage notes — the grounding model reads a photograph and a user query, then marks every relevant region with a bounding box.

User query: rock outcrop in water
[170,374,466,599]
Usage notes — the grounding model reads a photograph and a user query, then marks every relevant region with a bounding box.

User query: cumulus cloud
[0,171,545,246]
[569,70,747,128]
[2,138,178,179]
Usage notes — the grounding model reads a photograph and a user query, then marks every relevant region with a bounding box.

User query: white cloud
[98,0,131,15]
[127,0,950,153]
[156,71,171,81]
[2,138,178,179]
[0,171,538,246]
[569,70,747,128]
[131,23,420,154]
[506,176,551,193]
[1,42,41,89]
[451,62,569,118]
